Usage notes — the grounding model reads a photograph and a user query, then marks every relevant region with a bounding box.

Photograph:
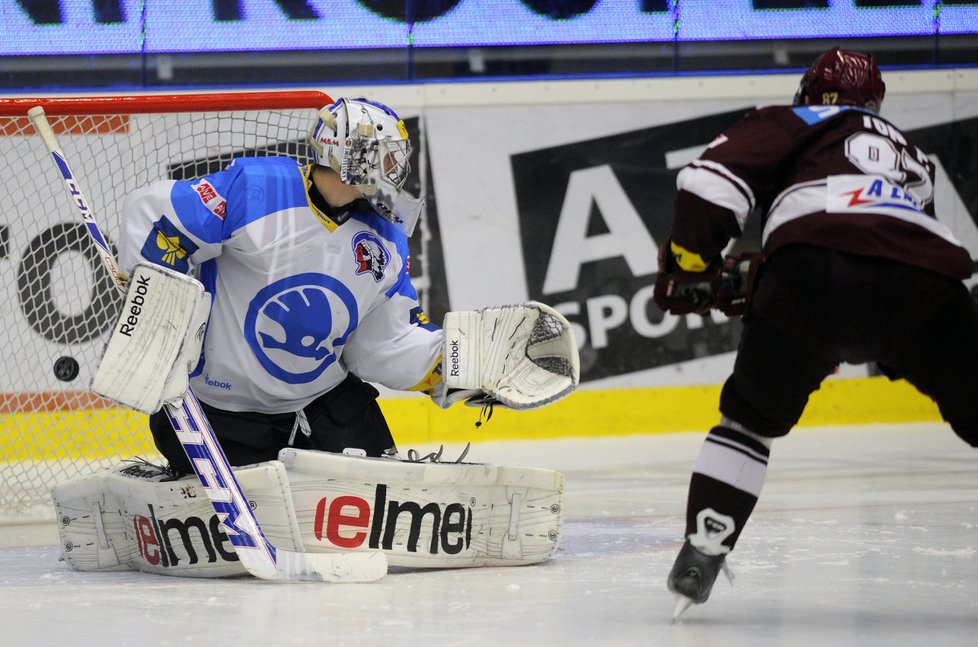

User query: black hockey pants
[719,245,978,445]
[149,373,396,476]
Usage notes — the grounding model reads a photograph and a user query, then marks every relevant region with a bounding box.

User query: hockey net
[0,91,332,523]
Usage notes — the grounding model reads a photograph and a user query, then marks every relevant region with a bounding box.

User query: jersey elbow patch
[410,305,440,332]
[407,357,444,393]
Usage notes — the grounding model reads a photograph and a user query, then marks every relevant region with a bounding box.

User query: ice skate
[668,509,736,620]
[668,538,730,619]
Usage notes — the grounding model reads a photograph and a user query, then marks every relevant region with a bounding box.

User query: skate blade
[672,595,695,621]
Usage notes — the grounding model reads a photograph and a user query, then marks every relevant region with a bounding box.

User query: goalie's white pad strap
[443,301,580,410]
[91,262,209,414]
[53,449,564,575]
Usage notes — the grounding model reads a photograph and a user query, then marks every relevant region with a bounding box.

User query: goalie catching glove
[439,302,579,410]
[91,262,210,414]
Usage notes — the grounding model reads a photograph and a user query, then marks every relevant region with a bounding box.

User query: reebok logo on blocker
[118,274,150,337]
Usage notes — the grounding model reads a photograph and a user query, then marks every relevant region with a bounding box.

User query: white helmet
[308,98,424,236]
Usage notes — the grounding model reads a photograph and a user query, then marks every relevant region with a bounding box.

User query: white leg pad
[279,448,564,568]
[53,461,302,578]
[53,450,564,576]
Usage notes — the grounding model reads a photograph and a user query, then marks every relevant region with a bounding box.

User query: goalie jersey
[118,157,442,414]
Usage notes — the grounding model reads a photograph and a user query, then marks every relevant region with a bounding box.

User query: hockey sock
[683,421,771,554]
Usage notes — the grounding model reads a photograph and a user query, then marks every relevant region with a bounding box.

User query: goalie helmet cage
[0,91,332,523]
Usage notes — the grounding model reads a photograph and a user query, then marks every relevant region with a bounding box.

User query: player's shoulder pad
[229,156,302,170]
[215,157,308,223]
[224,156,303,185]
[352,210,410,250]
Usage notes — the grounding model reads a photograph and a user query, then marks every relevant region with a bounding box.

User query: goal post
[0,91,332,522]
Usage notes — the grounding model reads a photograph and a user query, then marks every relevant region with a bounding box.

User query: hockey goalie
[52,97,578,578]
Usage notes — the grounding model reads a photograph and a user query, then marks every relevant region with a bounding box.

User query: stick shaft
[27,106,125,291]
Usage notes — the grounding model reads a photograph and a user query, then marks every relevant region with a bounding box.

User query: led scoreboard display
[0,1,976,56]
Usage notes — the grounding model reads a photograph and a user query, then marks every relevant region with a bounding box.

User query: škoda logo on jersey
[311,483,474,555]
[191,179,227,219]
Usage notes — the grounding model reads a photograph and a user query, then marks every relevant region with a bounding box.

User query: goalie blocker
[53,449,564,576]
[91,261,210,413]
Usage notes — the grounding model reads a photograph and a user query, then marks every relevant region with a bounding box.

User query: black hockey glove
[653,240,762,317]
[714,251,763,317]
[653,239,720,316]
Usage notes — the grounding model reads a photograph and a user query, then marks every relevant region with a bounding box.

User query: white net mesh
[0,93,328,522]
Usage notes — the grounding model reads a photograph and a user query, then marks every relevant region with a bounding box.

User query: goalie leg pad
[278,448,564,568]
[53,449,564,576]
[91,261,210,414]
[52,460,303,578]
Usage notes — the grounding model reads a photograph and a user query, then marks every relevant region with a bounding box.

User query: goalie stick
[28,105,386,583]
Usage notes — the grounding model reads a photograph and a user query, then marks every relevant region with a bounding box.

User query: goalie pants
[149,373,396,476]
[720,244,978,445]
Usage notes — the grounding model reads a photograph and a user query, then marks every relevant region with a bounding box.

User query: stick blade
[242,550,388,583]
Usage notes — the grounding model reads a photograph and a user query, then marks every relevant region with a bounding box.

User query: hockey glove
[715,251,763,317]
[653,239,721,316]
[441,302,579,410]
[653,239,762,317]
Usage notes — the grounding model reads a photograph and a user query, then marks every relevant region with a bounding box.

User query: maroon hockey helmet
[792,47,885,113]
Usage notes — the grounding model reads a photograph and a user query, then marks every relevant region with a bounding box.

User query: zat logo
[352,231,390,282]
[826,175,925,218]
[244,273,359,384]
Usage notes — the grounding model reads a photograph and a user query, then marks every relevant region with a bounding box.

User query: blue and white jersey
[119,157,442,414]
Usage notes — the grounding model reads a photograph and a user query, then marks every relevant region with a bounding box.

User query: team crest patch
[352,231,390,282]
[139,215,199,273]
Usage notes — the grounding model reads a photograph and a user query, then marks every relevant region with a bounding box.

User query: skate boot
[668,508,735,619]
[668,539,730,617]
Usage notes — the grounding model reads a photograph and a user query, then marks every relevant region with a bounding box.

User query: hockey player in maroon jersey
[653,47,978,618]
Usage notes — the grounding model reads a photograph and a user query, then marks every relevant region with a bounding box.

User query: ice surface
[1,423,976,646]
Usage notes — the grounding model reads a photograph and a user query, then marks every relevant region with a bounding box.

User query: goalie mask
[308,98,424,236]
[792,47,885,113]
